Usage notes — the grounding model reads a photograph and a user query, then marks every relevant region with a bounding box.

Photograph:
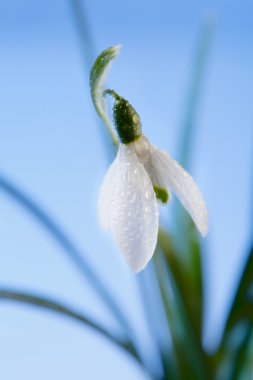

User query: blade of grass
[154,245,213,380]
[215,244,253,374]
[221,244,253,340]
[0,288,143,367]
[178,14,215,170]
[158,229,203,345]
[230,323,253,380]
[153,250,206,379]
[68,0,118,158]
[0,173,134,341]
[89,45,120,147]
[137,262,178,379]
[215,137,253,377]
[214,322,253,380]
[165,18,215,352]
[174,14,215,258]
[68,0,96,72]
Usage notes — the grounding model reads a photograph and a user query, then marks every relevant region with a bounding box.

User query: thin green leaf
[222,244,253,338]
[230,324,253,380]
[174,14,215,258]
[215,133,253,376]
[178,14,215,170]
[0,174,134,341]
[68,0,116,161]
[153,249,211,380]
[216,244,253,378]
[90,45,121,146]
[164,18,215,349]
[158,228,203,344]
[68,0,96,73]
[0,288,143,366]
[214,322,253,380]
[155,231,215,380]
[137,263,178,379]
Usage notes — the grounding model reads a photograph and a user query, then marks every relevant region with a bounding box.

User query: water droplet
[145,191,151,199]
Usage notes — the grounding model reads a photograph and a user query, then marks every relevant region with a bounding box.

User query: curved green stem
[104,89,121,101]
[0,288,142,366]
[0,174,133,340]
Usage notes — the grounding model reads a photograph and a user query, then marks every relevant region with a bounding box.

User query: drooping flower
[98,93,208,272]
[90,46,208,272]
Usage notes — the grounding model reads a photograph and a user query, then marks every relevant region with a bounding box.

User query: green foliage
[215,244,253,379]
[0,288,138,361]
[89,45,121,146]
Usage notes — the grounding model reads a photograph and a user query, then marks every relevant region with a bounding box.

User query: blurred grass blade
[158,229,203,343]
[153,248,211,380]
[0,288,143,366]
[0,173,134,340]
[165,18,215,347]
[137,263,177,379]
[69,0,117,160]
[178,14,215,170]
[216,141,253,375]
[217,244,253,373]
[90,45,121,147]
[230,324,253,380]
[214,322,253,380]
[174,15,215,258]
[222,244,253,337]
[68,0,96,72]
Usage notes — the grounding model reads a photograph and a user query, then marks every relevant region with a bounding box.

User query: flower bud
[106,90,142,144]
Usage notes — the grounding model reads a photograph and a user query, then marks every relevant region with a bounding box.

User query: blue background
[0,0,252,379]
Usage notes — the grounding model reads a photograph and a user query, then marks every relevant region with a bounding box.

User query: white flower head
[98,93,208,272]
[90,46,208,273]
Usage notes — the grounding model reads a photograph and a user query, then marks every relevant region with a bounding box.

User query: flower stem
[104,89,121,101]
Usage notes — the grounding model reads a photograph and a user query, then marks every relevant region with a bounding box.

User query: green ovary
[153,186,169,204]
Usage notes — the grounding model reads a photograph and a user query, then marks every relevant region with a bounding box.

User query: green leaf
[161,18,215,358]
[223,244,253,337]
[137,262,178,379]
[158,228,203,344]
[90,45,121,146]
[178,15,215,170]
[0,174,134,342]
[173,15,215,261]
[69,1,116,160]
[0,288,143,367]
[216,244,253,378]
[153,247,212,380]
[68,0,97,73]
[230,324,253,380]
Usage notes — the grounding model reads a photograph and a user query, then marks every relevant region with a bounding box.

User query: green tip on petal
[153,186,169,204]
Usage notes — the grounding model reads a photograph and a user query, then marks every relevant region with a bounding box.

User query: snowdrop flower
[90,45,208,272]
[98,91,208,272]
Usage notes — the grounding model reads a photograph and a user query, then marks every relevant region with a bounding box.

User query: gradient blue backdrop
[0,0,252,379]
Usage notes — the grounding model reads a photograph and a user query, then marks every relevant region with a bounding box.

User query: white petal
[109,144,159,272]
[144,146,208,236]
[133,135,172,202]
[98,155,119,231]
